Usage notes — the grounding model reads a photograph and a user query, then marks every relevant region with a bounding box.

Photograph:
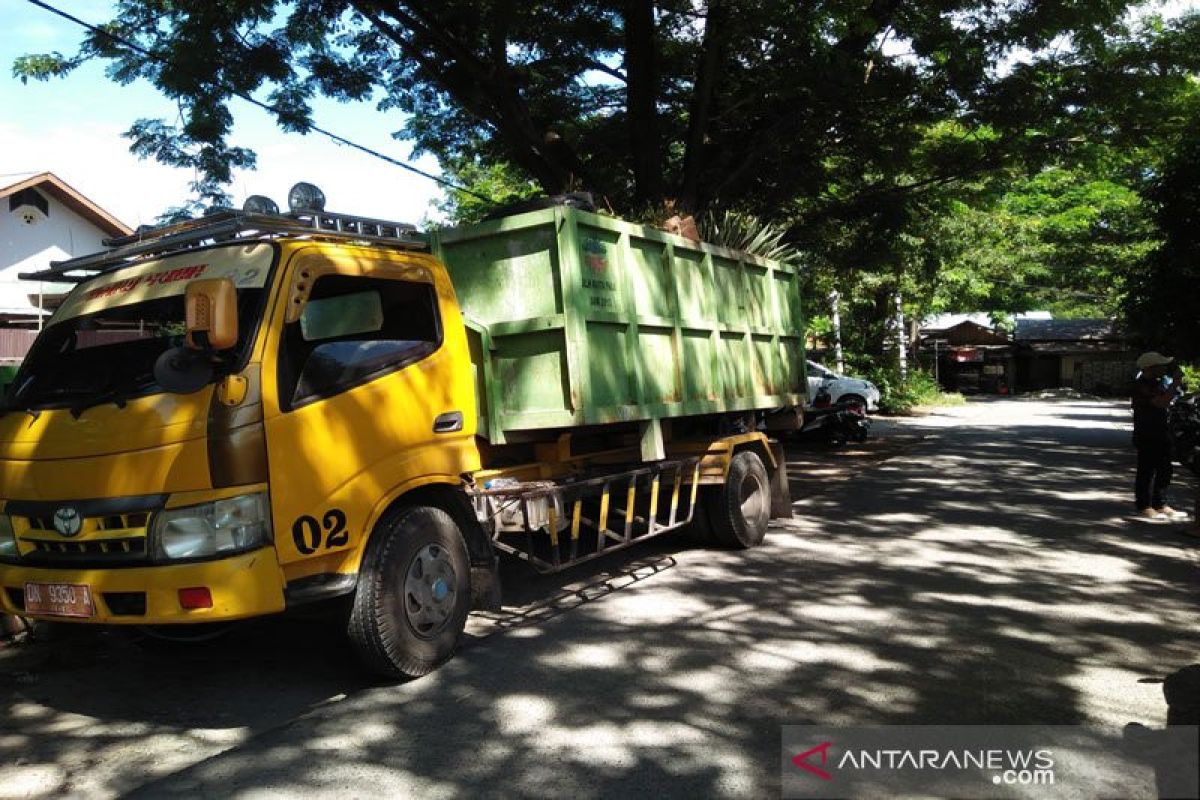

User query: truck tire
[706,450,771,549]
[348,505,471,679]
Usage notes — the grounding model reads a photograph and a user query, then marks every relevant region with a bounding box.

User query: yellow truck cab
[0,190,805,678]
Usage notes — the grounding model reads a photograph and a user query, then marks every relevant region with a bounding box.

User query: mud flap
[768,441,793,519]
[470,558,502,611]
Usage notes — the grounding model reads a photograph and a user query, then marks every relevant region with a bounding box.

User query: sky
[1,1,1194,231]
[0,0,445,229]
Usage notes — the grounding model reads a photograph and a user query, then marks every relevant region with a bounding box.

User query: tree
[1125,119,1200,360]
[16,1,1194,219]
[929,164,1158,319]
[15,2,1200,369]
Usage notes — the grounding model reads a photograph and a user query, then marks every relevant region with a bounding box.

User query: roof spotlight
[243,194,280,215]
[288,182,326,213]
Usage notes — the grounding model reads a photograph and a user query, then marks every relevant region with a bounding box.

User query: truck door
[262,251,476,586]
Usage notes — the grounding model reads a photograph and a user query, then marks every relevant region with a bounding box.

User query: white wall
[0,189,111,314]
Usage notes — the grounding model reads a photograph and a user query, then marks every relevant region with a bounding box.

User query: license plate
[23,582,95,618]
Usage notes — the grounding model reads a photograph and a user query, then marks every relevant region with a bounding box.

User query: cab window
[278,274,441,410]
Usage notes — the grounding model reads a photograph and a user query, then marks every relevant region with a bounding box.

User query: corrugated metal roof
[1014,319,1117,341]
[922,311,1052,331]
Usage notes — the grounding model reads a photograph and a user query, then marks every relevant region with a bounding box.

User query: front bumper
[0,547,286,624]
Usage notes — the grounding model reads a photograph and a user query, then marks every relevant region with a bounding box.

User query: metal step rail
[473,457,702,573]
[20,209,428,284]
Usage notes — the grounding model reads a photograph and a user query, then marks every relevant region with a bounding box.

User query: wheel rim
[402,543,458,639]
[738,470,769,533]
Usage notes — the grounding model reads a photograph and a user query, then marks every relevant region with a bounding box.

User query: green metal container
[0,365,18,393]
[433,206,806,443]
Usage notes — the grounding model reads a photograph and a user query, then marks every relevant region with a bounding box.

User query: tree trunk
[624,0,662,204]
[354,0,585,194]
[679,0,727,212]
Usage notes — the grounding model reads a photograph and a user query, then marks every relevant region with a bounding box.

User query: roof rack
[20,209,428,283]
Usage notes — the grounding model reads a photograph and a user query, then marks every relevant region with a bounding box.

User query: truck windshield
[4,288,265,414]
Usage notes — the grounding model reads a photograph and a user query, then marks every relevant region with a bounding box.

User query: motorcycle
[1168,392,1200,474]
[798,392,872,444]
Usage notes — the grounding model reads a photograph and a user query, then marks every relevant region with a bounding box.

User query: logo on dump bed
[53,507,82,537]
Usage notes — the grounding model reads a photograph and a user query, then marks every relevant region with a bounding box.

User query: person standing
[1131,352,1186,521]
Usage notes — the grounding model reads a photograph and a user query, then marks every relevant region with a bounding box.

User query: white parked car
[806,359,881,411]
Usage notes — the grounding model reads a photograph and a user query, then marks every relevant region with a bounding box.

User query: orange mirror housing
[185,278,238,350]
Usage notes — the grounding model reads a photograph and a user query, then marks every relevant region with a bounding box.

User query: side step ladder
[472,458,702,573]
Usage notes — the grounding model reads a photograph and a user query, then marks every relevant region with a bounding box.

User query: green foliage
[1124,119,1200,360]
[868,369,962,416]
[697,210,802,266]
[927,164,1158,319]
[11,52,80,81]
[1180,363,1200,392]
[430,157,541,226]
[17,2,1199,223]
[12,2,1200,362]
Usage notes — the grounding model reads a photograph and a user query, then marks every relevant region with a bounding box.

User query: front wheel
[706,450,771,549]
[348,505,471,679]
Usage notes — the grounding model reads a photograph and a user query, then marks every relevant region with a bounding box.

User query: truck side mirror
[185,278,238,350]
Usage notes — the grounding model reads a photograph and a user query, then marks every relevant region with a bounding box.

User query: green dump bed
[432,206,806,443]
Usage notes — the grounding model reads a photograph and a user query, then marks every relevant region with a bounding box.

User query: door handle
[433,411,464,434]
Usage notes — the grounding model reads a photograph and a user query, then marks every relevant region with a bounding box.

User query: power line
[23,0,494,205]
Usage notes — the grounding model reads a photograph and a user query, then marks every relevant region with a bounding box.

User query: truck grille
[5,494,165,568]
[25,512,149,532]
[16,534,150,567]
[23,537,147,557]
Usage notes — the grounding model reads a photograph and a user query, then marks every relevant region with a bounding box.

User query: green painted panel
[0,365,18,398]
[717,333,750,397]
[464,325,489,439]
[773,271,797,332]
[781,338,806,394]
[712,255,744,325]
[751,335,778,395]
[494,331,570,414]
[439,225,561,322]
[431,206,806,439]
[637,326,680,404]
[627,237,672,319]
[682,330,716,401]
[674,250,712,322]
[586,321,633,407]
[745,266,771,329]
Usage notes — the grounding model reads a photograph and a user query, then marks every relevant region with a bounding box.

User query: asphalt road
[2,398,1197,798]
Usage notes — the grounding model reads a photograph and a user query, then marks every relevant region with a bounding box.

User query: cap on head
[1136,351,1173,371]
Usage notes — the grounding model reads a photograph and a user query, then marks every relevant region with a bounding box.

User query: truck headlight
[152,493,272,561]
[0,514,17,560]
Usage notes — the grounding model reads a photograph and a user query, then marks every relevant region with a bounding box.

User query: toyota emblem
[53,507,82,537]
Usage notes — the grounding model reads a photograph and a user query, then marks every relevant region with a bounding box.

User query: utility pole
[829,289,844,374]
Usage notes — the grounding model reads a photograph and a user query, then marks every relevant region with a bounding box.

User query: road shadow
[5,399,1198,798]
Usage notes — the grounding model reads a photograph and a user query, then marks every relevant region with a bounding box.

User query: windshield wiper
[68,375,158,420]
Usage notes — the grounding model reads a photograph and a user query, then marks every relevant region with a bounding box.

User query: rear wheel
[706,450,771,549]
[348,505,471,679]
[840,394,867,412]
